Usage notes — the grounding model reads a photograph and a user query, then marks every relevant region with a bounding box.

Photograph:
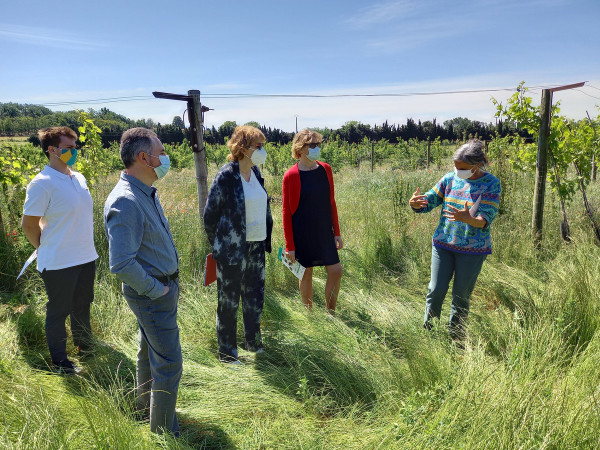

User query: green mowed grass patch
[0,136,29,144]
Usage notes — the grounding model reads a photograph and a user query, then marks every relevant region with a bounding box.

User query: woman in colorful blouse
[282,129,343,312]
[409,139,501,340]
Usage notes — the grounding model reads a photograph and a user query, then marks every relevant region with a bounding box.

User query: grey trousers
[123,278,182,435]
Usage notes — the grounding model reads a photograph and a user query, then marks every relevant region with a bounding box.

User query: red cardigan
[282,161,341,252]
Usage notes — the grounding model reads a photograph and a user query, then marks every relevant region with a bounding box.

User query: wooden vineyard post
[531,89,551,249]
[530,82,585,249]
[152,90,211,221]
[371,141,374,173]
[426,140,431,170]
[188,90,209,213]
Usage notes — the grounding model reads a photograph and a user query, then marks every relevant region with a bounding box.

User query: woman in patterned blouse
[203,126,273,363]
[409,139,501,341]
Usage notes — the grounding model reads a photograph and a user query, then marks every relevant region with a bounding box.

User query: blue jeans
[40,260,96,363]
[424,246,487,337]
[123,279,182,435]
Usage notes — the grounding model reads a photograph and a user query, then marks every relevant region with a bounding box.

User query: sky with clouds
[1,0,599,131]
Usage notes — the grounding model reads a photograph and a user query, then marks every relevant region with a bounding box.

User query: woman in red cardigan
[282,129,343,312]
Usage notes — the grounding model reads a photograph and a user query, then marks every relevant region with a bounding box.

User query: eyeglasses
[254,143,265,149]
[308,143,321,149]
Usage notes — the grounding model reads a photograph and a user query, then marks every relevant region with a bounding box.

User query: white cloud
[344,0,417,28]
[366,17,469,52]
[0,24,108,50]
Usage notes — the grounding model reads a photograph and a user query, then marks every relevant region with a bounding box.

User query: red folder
[204,253,217,286]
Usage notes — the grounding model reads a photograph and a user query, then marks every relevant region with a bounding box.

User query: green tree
[172,115,185,129]
[218,121,237,141]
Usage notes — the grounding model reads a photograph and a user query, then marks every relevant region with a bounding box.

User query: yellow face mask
[57,148,78,166]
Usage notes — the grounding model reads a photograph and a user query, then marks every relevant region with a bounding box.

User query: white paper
[17,250,37,280]
[278,247,306,280]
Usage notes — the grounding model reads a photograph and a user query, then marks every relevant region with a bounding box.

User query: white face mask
[455,167,475,180]
[307,146,320,161]
[250,147,267,166]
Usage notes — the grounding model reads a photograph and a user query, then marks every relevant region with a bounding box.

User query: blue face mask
[152,154,171,179]
[58,148,78,166]
[307,146,320,161]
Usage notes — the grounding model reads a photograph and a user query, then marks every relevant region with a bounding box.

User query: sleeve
[23,179,50,217]
[282,170,295,251]
[476,178,501,227]
[104,196,164,299]
[414,175,447,213]
[203,170,224,246]
[324,165,341,236]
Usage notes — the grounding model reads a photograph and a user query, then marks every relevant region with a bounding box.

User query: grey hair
[453,139,488,169]
[120,127,158,168]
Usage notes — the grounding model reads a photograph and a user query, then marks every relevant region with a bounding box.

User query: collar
[121,171,156,197]
[43,165,72,180]
[294,160,321,172]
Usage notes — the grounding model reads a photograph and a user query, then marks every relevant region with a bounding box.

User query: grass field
[1,161,600,449]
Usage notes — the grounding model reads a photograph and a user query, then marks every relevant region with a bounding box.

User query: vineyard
[0,91,599,448]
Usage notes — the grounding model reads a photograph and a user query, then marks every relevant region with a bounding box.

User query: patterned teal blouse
[415,172,501,255]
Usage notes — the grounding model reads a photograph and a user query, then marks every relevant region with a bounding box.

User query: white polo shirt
[23,165,98,271]
[241,170,267,241]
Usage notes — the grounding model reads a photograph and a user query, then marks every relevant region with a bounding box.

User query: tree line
[1,102,530,146]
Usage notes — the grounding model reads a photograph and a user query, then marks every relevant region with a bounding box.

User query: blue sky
[1,0,599,131]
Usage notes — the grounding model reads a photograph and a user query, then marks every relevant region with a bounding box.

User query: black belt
[156,270,179,284]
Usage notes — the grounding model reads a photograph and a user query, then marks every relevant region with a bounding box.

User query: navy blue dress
[292,165,340,268]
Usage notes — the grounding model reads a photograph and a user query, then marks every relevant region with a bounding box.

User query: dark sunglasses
[308,143,321,149]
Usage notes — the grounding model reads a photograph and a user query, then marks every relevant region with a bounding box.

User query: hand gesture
[409,187,428,209]
[285,250,296,264]
[443,203,471,224]
[334,236,344,250]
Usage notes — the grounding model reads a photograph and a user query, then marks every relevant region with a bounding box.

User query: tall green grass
[1,163,600,448]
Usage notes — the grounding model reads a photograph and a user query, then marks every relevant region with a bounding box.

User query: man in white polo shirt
[21,126,98,375]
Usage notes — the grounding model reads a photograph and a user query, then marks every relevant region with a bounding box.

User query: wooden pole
[371,141,374,173]
[152,90,211,219]
[532,89,552,249]
[426,140,431,170]
[187,90,209,216]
